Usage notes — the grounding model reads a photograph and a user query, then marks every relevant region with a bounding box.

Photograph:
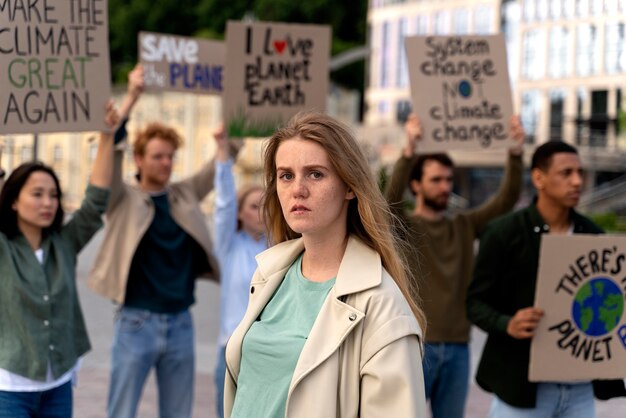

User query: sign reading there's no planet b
[139,32,224,95]
[1,0,111,134]
[405,35,513,152]
[529,235,626,382]
[224,21,331,138]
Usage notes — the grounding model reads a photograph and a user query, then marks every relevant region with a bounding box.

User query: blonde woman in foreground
[224,112,427,417]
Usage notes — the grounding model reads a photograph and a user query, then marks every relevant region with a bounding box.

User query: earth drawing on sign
[571,277,624,337]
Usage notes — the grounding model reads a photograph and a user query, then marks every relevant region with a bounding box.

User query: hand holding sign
[509,115,525,156]
[507,306,544,339]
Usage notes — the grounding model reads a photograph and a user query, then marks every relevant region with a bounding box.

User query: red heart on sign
[273,40,286,54]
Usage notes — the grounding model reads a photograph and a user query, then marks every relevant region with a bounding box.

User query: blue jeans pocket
[117,308,149,332]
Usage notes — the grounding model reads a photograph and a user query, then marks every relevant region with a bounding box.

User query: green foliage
[227,109,282,138]
[618,109,626,135]
[109,1,367,93]
[590,213,626,233]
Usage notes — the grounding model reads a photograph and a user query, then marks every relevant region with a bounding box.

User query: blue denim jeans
[214,345,227,418]
[422,342,469,418]
[489,382,595,418]
[0,381,72,418]
[107,307,195,418]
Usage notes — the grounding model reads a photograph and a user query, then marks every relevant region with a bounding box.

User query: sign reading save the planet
[139,32,224,95]
[223,21,331,138]
[404,35,513,152]
[1,0,111,134]
[530,235,626,381]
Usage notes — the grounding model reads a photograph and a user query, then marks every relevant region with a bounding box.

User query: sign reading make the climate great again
[404,34,513,152]
[1,0,111,134]
[530,235,626,381]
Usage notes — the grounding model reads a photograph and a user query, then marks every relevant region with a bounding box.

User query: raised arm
[90,101,119,188]
[62,102,119,253]
[465,115,525,233]
[385,114,421,209]
[213,123,238,254]
[109,64,145,209]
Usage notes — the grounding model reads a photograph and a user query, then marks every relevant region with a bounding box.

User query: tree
[109,0,367,93]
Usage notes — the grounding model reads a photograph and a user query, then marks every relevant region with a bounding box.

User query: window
[549,90,566,140]
[563,0,576,16]
[378,100,389,115]
[590,90,608,147]
[522,30,546,80]
[380,21,391,87]
[416,15,428,35]
[576,88,588,145]
[53,145,62,162]
[524,0,537,22]
[452,8,469,35]
[521,90,542,144]
[396,100,412,122]
[548,27,570,78]
[550,0,563,18]
[605,0,618,13]
[591,0,604,15]
[433,11,449,35]
[576,24,597,76]
[576,0,589,16]
[397,18,409,88]
[537,0,549,20]
[605,23,625,74]
[475,6,494,34]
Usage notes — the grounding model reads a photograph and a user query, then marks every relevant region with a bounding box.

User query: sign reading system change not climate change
[139,32,224,95]
[404,35,513,152]
[1,0,111,134]
[223,21,331,138]
[530,235,626,381]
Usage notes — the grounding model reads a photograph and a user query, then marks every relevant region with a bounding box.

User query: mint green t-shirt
[231,253,336,418]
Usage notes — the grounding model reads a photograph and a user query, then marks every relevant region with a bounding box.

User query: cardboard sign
[1,0,111,134]
[139,32,224,95]
[404,35,513,152]
[530,234,626,381]
[223,21,331,138]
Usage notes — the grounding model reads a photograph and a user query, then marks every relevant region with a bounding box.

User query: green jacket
[467,202,626,407]
[0,185,109,380]
[386,153,522,342]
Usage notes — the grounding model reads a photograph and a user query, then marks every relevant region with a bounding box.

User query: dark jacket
[467,202,626,407]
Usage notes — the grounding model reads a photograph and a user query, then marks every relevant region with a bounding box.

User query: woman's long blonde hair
[262,112,426,331]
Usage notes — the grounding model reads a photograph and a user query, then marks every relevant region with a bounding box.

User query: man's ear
[409,179,421,196]
[531,168,544,191]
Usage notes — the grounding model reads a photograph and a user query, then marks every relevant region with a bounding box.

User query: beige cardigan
[225,236,426,417]
[87,149,220,304]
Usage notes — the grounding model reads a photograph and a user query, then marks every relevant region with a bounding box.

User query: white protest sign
[1,0,111,134]
[530,234,626,381]
[404,35,513,152]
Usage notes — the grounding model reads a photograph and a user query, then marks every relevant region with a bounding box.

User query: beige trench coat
[225,236,426,417]
[87,149,220,304]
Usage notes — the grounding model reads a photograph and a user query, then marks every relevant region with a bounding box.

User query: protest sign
[1,0,111,134]
[404,34,513,152]
[139,32,224,95]
[530,234,626,381]
[223,21,331,138]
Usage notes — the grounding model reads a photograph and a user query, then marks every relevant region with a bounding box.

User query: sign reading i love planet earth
[139,32,224,95]
[404,34,513,152]
[223,21,331,138]
[1,0,111,134]
[530,235,626,381]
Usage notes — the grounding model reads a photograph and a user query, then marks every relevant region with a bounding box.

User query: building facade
[365,0,626,207]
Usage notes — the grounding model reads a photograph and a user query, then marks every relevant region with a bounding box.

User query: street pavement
[73,231,626,417]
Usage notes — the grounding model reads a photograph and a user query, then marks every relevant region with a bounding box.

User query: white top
[0,247,80,391]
